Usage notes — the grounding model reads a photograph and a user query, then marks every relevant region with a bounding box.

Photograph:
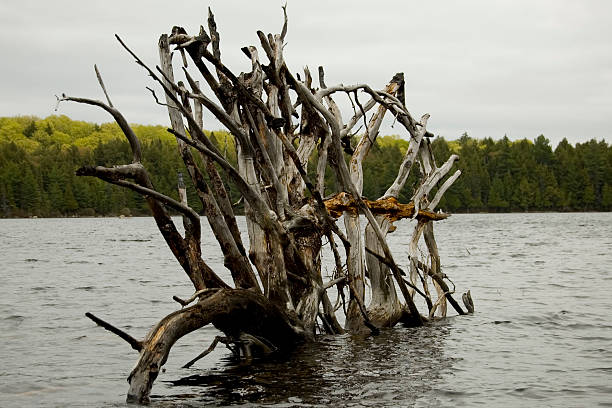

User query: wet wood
[126,289,301,404]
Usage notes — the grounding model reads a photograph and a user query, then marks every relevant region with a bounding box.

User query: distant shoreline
[2,210,610,220]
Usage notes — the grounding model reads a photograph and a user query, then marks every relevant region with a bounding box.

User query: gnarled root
[126,289,303,404]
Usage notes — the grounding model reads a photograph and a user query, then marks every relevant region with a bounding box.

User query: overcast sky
[1,0,610,146]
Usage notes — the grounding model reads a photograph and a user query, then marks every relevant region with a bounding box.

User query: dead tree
[58,7,473,404]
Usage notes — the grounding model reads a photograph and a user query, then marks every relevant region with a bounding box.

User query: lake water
[1,213,611,407]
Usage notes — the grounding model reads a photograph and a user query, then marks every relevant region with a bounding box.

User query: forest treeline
[1,115,610,217]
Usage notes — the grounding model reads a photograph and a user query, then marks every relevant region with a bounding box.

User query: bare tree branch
[85,312,142,352]
[94,64,114,108]
[57,95,142,163]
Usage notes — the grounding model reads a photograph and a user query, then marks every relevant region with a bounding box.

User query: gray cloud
[1,0,610,147]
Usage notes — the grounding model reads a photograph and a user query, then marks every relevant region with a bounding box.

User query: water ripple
[1,213,611,407]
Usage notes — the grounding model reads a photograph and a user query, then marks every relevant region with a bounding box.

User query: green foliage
[0,115,610,217]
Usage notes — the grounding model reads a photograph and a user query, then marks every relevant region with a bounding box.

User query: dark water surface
[1,213,611,407]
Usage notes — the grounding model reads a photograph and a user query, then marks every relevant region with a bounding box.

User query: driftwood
[60,7,473,403]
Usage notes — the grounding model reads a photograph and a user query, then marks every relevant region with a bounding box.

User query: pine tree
[488,176,508,210]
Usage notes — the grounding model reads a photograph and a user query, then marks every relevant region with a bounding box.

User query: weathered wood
[342,78,400,331]
[61,7,475,404]
[422,222,446,317]
[363,108,430,327]
[428,169,461,211]
[93,64,114,108]
[59,96,141,163]
[412,153,459,216]
[189,81,246,254]
[463,290,475,313]
[291,71,425,326]
[85,312,142,352]
[324,192,449,222]
[382,113,429,199]
[126,289,303,404]
[364,217,404,327]
[159,35,259,291]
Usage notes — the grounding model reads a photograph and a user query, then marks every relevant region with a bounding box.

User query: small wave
[75,286,95,291]
[509,387,546,399]
[32,286,53,291]
[435,389,478,398]
[66,260,91,264]
[576,336,612,342]
[122,239,152,242]
[107,238,152,242]
[587,385,612,394]
[4,315,25,321]
[12,387,62,397]
[565,323,601,330]
[557,388,587,395]
[583,348,612,355]
[493,320,512,325]
[520,310,570,327]
[510,253,526,258]
[588,367,612,373]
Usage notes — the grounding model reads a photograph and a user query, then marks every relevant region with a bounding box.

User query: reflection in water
[161,322,454,406]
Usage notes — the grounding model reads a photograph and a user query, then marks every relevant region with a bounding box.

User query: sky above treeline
[2,0,610,147]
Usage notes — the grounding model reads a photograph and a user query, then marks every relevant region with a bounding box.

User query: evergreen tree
[602,184,612,211]
[488,176,508,210]
[0,115,610,216]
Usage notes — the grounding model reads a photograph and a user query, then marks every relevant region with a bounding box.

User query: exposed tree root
[125,289,304,404]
